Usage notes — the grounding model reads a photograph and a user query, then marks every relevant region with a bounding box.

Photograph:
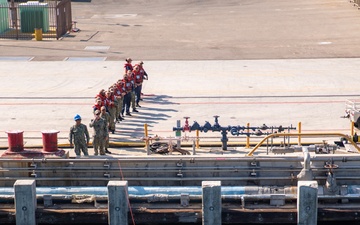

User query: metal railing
[247,132,360,156]
[0,0,72,40]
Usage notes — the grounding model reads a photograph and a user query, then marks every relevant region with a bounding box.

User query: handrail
[247,132,359,156]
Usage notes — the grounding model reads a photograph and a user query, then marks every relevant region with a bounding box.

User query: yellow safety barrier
[246,132,360,156]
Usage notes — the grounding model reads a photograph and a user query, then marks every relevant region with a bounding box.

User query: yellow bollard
[351,121,355,137]
[34,28,42,41]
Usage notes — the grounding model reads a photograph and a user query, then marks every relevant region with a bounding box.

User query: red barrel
[6,131,24,152]
[42,130,59,152]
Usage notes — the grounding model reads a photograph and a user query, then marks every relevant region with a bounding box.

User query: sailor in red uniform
[92,98,103,113]
[132,64,143,107]
[95,89,106,103]
[137,61,148,101]
[124,58,133,73]
[114,80,126,121]
[105,90,116,134]
[121,72,133,116]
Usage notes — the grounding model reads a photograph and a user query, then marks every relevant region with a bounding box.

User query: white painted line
[91,14,137,19]
[84,46,110,51]
[64,57,107,61]
[0,57,33,61]
[318,42,332,45]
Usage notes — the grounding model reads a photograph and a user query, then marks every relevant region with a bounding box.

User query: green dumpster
[19,1,49,33]
[0,0,9,33]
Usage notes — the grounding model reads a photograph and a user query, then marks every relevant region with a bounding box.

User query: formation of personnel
[69,58,148,157]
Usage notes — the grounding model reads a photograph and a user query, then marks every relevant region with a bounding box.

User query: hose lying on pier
[149,142,190,155]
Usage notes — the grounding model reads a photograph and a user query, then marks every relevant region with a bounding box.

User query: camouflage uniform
[69,124,90,156]
[115,95,123,120]
[89,117,108,155]
[131,90,136,111]
[107,103,116,132]
[100,111,111,149]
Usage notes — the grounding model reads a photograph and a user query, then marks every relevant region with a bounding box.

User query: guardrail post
[298,122,302,146]
[202,181,221,225]
[196,130,200,149]
[108,181,128,225]
[14,180,36,225]
[176,120,181,148]
[144,124,150,155]
[297,181,318,225]
[246,123,250,148]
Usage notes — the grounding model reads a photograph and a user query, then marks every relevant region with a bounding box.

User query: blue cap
[74,114,81,121]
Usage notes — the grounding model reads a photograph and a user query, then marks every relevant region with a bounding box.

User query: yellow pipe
[351,121,355,137]
[245,122,250,148]
[196,130,200,149]
[246,132,360,156]
[298,122,302,146]
[144,123,149,149]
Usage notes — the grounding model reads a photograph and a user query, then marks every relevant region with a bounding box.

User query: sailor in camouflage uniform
[69,114,90,156]
[89,110,108,155]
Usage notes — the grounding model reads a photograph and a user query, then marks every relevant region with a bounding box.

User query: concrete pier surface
[0,59,356,152]
[1,0,360,155]
[1,0,360,60]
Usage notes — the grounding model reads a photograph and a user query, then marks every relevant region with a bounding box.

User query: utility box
[19,1,49,33]
[0,0,9,33]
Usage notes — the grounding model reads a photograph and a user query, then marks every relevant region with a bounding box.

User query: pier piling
[202,181,221,225]
[14,180,36,225]
[297,181,318,225]
[108,181,128,225]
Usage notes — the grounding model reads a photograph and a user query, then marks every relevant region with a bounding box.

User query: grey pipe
[0,185,295,196]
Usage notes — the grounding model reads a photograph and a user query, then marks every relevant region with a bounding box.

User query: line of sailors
[92,58,148,135]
